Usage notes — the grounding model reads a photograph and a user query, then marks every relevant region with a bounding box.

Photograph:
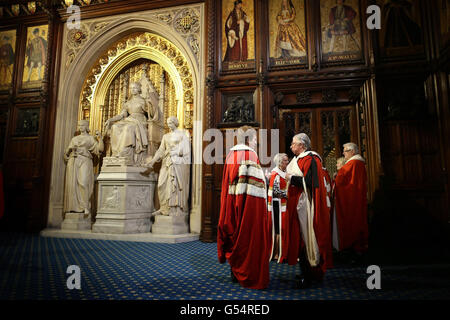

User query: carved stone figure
[142,116,190,216]
[63,120,104,218]
[104,81,159,166]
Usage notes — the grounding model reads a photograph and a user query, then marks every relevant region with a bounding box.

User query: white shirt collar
[271,166,286,179]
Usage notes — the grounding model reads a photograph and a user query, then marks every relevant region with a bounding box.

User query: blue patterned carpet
[0,232,449,301]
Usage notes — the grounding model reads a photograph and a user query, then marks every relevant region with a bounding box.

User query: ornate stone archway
[48,4,205,234]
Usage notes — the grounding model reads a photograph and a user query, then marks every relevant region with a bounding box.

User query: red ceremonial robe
[285,151,333,277]
[217,144,271,289]
[223,8,250,62]
[333,154,368,253]
[267,167,288,263]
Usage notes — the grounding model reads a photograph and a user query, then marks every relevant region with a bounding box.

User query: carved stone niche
[218,94,258,128]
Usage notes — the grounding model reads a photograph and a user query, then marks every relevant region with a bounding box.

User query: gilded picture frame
[221,0,256,73]
[21,24,48,90]
[268,0,308,69]
[319,0,363,65]
[0,29,17,91]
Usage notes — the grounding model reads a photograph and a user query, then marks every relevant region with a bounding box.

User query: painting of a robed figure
[0,30,16,90]
[222,0,255,72]
[269,0,307,67]
[320,0,362,63]
[22,25,48,88]
[378,0,423,57]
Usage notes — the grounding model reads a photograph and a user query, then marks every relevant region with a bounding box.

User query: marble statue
[140,65,165,156]
[104,81,159,166]
[63,120,104,218]
[142,116,191,216]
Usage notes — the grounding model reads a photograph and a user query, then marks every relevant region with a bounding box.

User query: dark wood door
[279,105,359,178]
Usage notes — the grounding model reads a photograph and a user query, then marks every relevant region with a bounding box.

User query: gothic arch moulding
[78,32,194,134]
[48,4,205,234]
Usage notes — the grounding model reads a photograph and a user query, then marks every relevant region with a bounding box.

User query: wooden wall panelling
[0,105,9,163]
[200,0,217,242]
[361,78,381,201]
[28,4,60,232]
[40,15,64,231]
[0,1,59,231]
[376,73,449,225]
[432,69,450,224]
[375,0,428,64]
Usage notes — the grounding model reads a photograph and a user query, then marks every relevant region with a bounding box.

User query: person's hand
[104,119,112,130]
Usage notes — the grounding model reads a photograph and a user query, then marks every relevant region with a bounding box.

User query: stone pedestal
[61,212,91,231]
[92,157,157,234]
[152,215,189,235]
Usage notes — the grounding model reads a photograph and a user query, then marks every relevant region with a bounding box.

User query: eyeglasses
[343,149,351,153]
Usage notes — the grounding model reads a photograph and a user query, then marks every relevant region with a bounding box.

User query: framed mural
[319,0,363,64]
[0,29,17,91]
[221,0,256,73]
[268,0,308,69]
[219,92,256,126]
[377,0,424,58]
[14,107,40,137]
[21,24,48,89]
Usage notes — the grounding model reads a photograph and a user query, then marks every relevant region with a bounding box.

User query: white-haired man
[285,133,332,289]
[217,126,271,289]
[268,153,289,263]
[333,142,368,259]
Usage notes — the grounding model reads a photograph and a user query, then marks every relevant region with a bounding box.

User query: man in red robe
[333,142,368,257]
[217,126,271,289]
[223,0,250,62]
[285,133,332,289]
